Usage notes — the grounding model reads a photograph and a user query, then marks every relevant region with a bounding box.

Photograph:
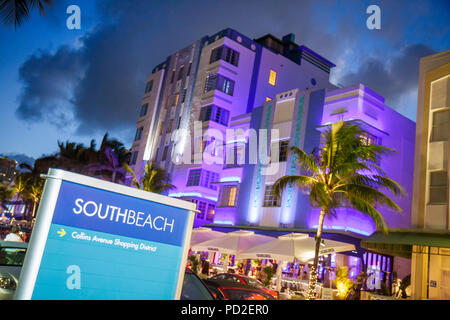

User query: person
[0,213,7,225]
[4,225,24,242]
[201,259,210,276]
[301,271,308,280]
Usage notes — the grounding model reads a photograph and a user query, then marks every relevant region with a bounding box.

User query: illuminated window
[360,133,379,146]
[206,204,215,221]
[266,97,273,102]
[268,69,277,86]
[220,186,238,207]
[173,93,179,106]
[167,119,174,133]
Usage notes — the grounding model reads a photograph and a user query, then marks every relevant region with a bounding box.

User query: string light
[306,266,319,300]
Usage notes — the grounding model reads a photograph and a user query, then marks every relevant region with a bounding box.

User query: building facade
[410,50,450,300]
[129,28,336,227]
[214,84,415,236]
[0,157,18,184]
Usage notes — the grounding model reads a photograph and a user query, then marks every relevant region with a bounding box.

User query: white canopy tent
[190,227,226,247]
[236,233,356,292]
[191,230,275,271]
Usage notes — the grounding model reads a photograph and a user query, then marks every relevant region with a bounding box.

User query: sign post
[15,169,195,300]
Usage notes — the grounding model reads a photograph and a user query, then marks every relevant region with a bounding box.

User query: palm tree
[0,182,13,211]
[0,0,52,29]
[272,121,405,300]
[84,134,131,183]
[26,178,43,219]
[57,140,91,173]
[19,162,44,219]
[124,162,175,194]
[9,173,29,222]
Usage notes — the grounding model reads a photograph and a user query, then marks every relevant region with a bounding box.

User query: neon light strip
[220,176,241,183]
[311,224,372,236]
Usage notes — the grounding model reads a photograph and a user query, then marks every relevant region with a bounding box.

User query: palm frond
[289,146,319,174]
[272,174,316,199]
[346,195,388,234]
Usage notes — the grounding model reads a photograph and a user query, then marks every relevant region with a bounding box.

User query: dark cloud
[16,45,84,126]
[337,44,436,110]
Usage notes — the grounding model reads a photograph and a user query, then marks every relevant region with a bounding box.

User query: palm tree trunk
[307,208,326,300]
[32,201,37,219]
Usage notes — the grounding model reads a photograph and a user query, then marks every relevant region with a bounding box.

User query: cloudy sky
[0,0,449,161]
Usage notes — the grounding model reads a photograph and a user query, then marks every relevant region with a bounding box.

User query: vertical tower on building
[410,50,450,300]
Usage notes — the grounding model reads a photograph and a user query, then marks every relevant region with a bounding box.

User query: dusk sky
[0,0,449,162]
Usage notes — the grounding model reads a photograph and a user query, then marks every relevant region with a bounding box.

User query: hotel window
[263,184,281,207]
[360,133,379,146]
[170,70,175,83]
[431,109,449,142]
[134,127,143,141]
[199,105,230,126]
[204,73,235,96]
[219,186,238,207]
[268,69,277,86]
[181,88,187,103]
[167,119,174,133]
[197,201,207,219]
[206,204,215,221]
[429,170,448,204]
[173,93,180,106]
[186,169,218,190]
[129,151,138,165]
[139,104,148,117]
[144,80,153,93]
[279,141,289,162]
[210,45,239,67]
[225,144,245,168]
[187,169,202,186]
[177,66,184,81]
[187,63,192,76]
[161,146,169,161]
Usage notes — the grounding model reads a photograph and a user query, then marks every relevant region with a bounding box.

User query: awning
[360,228,450,259]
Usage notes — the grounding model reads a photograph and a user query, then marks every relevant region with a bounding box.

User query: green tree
[9,173,29,222]
[19,162,43,219]
[0,0,52,29]
[124,162,175,194]
[272,121,405,300]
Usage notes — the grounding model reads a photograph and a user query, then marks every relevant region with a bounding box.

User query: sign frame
[15,168,196,300]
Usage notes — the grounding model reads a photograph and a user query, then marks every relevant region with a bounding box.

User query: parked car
[0,241,27,300]
[0,241,214,300]
[209,273,279,299]
[203,279,276,300]
[180,268,215,300]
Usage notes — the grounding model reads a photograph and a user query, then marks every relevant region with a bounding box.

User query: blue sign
[15,169,194,300]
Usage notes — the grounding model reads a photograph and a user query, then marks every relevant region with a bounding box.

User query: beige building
[411,50,450,299]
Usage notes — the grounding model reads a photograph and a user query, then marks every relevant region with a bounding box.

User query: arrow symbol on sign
[57,228,66,237]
